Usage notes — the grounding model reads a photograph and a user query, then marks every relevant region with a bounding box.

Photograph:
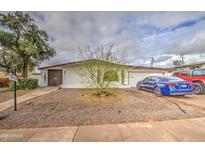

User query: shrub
[10,78,38,90]
[0,78,10,87]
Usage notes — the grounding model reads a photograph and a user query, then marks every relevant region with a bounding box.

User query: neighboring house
[175,61,205,71]
[0,69,41,84]
[39,59,174,88]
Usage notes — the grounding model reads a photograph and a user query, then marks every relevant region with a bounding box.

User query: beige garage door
[128,72,164,87]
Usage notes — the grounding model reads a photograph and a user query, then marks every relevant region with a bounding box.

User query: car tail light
[166,83,178,86]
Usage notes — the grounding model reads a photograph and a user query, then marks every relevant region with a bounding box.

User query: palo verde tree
[0,12,56,78]
[79,44,127,96]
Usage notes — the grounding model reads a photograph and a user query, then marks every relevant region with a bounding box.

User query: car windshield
[160,76,184,82]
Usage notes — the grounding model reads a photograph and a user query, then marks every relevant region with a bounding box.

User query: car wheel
[193,83,204,95]
[154,87,162,97]
[137,83,141,90]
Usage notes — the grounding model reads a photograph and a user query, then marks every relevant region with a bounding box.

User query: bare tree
[79,44,127,96]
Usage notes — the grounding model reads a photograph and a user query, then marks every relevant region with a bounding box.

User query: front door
[48,70,62,86]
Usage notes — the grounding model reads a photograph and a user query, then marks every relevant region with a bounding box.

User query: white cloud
[24,11,205,67]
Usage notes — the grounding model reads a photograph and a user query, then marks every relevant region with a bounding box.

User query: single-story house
[38,59,174,88]
[175,61,205,71]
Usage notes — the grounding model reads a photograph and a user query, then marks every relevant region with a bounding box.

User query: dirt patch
[0,88,205,129]
[0,90,31,103]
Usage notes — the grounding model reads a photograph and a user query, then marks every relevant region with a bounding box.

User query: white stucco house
[38,59,174,88]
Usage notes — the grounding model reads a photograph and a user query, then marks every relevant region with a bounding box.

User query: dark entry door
[48,70,62,86]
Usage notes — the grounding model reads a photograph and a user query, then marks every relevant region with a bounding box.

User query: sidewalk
[1,117,205,141]
[0,87,58,112]
[0,88,9,92]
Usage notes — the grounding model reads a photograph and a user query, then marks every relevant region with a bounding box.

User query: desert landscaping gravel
[0,88,205,129]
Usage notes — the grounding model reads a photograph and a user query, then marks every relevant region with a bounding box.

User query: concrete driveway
[0,88,8,92]
[170,94,205,109]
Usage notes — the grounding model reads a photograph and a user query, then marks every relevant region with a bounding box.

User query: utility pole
[151,56,154,67]
[181,52,185,65]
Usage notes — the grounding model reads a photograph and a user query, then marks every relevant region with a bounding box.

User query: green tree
[173,60,185,67]
[0,47,18,74]
[79,45,127,96]
[0,11,56,78]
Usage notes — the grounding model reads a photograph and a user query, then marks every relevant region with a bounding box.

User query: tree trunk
[23,62,29,78]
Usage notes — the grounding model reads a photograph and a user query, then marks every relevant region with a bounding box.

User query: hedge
[0,78,10,87]
[9,78,38,90]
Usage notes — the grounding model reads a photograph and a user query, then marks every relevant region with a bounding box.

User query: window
[192,69,205,76]
[103,70,119,81]
[121,70,125,84]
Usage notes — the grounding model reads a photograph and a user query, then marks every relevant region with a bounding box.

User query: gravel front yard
[0,88,205,129]
[0,90,31,103]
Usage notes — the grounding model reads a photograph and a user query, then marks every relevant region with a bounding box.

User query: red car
[172,68,205,94]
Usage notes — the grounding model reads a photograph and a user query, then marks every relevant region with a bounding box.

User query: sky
[28,12,205,67]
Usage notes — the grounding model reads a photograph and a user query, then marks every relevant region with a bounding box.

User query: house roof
[38,59,125,69]
[38,59,174,71]
[174,61,205,68]
[130,66,174,71]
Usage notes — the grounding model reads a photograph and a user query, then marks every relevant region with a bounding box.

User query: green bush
[9,78,38,90]
[0,78,9,87]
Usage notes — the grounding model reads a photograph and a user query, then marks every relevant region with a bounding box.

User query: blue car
[137,76,194,97]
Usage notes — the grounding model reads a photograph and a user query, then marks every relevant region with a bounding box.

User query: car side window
[192,70,201,76]
[149,76,159,82]
[202,70,205,75]
[143,76,159,82]
[149,77,154,82]
[143,77,150,82]
[192,69,205,76]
